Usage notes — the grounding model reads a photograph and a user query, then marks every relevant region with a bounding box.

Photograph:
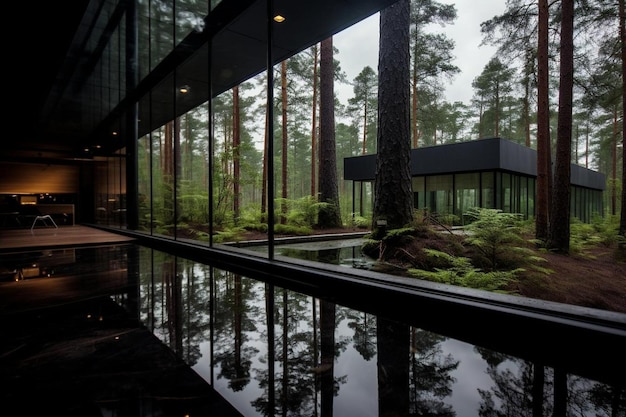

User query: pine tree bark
[619,0,626,237]
[311,44,319,198]
[535,0,550,242]
[233,86,241,224]
[281,61,288,224]
[548,0,574,253]
[318,37,341,228]
[261,105,268,223]
[373,0,413,237]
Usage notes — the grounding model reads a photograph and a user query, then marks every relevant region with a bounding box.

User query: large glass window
[137,127,152,232]
[85,1,615,323]
[455,173,480,223]
[425,175,453,218]
[501,173,511,213]
[481,172,495,209]
[527,177,535,218]
[175,0,209,46]
[150,0,174,71]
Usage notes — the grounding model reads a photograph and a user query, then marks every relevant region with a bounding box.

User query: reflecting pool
[1,243,624,416]
[249,237,375,269]
[134,245,624,416]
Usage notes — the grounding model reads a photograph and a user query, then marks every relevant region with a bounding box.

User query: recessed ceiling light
[179,85,190,94]
[273,15,285,23]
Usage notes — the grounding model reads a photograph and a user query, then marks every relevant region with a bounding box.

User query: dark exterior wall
[411,137,502,175]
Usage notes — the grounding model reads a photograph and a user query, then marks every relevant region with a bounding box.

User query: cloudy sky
[333,0,507,106]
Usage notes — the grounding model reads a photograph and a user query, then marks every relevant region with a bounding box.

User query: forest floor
[237,226,626,314]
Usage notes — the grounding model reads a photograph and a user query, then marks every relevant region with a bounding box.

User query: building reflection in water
[132,245,624,417]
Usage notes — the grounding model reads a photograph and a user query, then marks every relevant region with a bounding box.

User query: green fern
[407,249,519,293]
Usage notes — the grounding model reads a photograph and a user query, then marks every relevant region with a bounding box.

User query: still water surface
[134,245,622,416]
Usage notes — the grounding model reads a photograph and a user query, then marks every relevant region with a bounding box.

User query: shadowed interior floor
[0,248,243,417]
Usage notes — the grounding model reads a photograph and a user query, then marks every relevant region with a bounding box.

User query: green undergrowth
[362,208,553,294]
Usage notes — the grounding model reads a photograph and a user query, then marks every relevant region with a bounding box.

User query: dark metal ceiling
[4,0,397,162]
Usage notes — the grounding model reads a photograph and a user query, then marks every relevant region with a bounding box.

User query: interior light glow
[273,14,285,23]
[179,85,190,94]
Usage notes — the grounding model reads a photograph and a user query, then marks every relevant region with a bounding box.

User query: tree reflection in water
[135,246,625,417]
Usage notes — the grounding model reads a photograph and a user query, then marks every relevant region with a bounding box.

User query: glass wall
[481,172,495,209]
[408,171,548,224]
[87,1,611,322]
[425,175,454,218]
[95,151,126,228]
[455,173,480,224]
[501,173,511,213]
[571,186,604,223]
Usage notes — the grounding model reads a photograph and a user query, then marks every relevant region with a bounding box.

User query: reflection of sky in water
[195,341,266,417]
[442,338,497,417]
[137,248,617,417]
[333,318,379,416]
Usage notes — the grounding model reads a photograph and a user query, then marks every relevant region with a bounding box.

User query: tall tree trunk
[619,0,626,237]
[612,106,618,216]
[494,81,500,137]
[320,300,336,417]
[311,44,319,197]
[548,0,574,253]
[357,71,369,210]
[185,113,192,180]
[376,317,409,417]
[536,0,550,241]
[373,0,413,238]
[574,124,579,163]
[163,121,174,225]
[261,104,268,223]
[362,100,369,154]
[281,61,288,224]
[411,27,418,148]
[412,78,419,147]
[172,118,182,236]
[233,86,241,224]
[524,49,532,148]
[318,37,342,228]
[478,99,485,139]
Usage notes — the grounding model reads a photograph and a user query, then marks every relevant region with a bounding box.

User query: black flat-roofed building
[344,137,605,223]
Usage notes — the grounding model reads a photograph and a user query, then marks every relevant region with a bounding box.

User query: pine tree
[372,0,413,237]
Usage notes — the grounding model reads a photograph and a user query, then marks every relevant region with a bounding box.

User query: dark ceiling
[7,1,90,158]
[5,0,397,163]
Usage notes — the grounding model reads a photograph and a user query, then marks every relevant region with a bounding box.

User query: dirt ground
[239,227,626,314]
[515,245,626,314]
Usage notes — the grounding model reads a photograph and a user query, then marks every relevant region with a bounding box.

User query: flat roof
[344,137,606,190]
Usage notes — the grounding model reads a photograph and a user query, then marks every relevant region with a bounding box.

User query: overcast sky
[333,0,507,106]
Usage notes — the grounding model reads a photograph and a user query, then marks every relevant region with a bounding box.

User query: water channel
[1,243,624,416]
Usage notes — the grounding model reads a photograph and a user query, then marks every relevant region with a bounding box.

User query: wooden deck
[0,224,135,252]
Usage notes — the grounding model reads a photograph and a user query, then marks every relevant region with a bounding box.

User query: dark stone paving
[0,295,242,417]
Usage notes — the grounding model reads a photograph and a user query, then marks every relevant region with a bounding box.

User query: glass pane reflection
[135,246,624,417]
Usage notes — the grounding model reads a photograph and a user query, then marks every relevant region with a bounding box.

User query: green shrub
[352,215,370,229]
[408,249,520,293]
[274,224,313,236]
[570,215,620,253]
[463,208,527,270]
